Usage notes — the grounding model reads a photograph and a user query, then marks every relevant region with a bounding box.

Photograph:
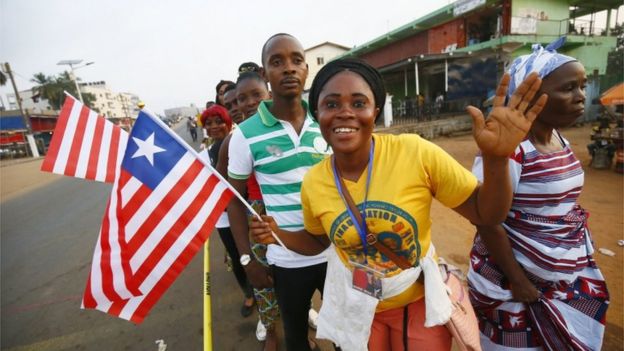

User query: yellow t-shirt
[301,133,478,311]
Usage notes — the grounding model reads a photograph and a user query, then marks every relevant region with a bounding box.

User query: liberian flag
[82,109,233,323]
[41,94,127,183]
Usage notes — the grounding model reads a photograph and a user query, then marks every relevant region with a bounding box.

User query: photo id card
[350,260,383,299]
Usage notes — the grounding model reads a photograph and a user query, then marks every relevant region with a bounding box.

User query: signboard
[453,0,486,16]
[0,133,26,145]
[0,116,27,131]
[511,17,537,34]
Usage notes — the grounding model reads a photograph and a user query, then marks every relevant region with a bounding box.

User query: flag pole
[203,240,212,351]
[140,108,295,257]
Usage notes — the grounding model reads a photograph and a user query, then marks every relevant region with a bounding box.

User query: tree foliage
[30,71,96,110]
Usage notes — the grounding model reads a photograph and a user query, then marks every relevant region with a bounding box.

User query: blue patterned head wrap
[507,37,576,98]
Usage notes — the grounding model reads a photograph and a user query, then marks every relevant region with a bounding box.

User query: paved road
[0,122,284,351]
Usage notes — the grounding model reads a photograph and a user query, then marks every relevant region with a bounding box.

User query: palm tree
[31,71,96,110]
[31,72,63,108]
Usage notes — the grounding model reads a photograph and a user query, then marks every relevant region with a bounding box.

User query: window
[317,57,324,65]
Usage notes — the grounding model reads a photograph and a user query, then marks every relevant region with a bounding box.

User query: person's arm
[226,129,272,289]
[215,135,231,178]
[454,72,547,225]
[227,178,273,289]
[452,156,511,225]
[249,215,330,255]
[476,224,540,303]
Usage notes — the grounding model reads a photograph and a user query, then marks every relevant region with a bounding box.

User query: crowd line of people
[194,33,609,351]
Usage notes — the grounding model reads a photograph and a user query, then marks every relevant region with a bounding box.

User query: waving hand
[467,72,548,157]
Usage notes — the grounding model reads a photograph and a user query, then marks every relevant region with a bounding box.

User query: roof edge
[305,41,351,52]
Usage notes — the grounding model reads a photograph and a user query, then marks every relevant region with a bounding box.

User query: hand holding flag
[42,95,294,323]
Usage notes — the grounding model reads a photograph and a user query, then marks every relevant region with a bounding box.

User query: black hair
[223,82,237,94]
[308,58,386,122]
[236,71,268,88]
[215,80,235,106]
[238,62,261,74]
[261,33,296,66]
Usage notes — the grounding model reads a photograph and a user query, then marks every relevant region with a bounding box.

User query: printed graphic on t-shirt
[328,201,420,275]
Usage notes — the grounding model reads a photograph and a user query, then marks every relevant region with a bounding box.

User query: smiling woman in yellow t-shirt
[251,58,547,351]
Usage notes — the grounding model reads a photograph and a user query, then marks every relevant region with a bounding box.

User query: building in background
[6,89,53,114]
[304,41,350,91]
[79,81,141,130]
[339,0,622,125]
[164,105,201,122]
[0,109,57,158]
[2,82,142,157]
[7,81,141,121]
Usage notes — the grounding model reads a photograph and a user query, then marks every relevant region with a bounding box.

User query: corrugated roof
[570,0,623,17]
[340,0,621,59]
[340,2,457,58]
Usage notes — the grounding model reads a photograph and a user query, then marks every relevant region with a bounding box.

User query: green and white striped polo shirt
[228,100,331,268]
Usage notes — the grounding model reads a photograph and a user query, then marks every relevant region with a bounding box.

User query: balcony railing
[510,17,611,37]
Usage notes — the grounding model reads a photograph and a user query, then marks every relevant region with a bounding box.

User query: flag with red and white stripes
[41,95,127,183]
[81,109,233,323]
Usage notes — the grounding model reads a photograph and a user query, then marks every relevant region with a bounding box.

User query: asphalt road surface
[0,121,302,351]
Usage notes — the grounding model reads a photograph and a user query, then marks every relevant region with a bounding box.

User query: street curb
[0,156,44,168]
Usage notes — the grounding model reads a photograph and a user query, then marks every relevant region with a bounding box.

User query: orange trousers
[369,298,452,351]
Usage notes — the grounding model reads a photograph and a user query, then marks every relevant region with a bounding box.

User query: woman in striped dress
[468,38,609,351]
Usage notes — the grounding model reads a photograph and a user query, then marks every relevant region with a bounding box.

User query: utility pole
[2,62,40,157]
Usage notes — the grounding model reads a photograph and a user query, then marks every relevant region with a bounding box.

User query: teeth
[334,127,357,133]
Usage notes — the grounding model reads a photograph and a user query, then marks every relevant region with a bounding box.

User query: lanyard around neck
[332,140,374,263]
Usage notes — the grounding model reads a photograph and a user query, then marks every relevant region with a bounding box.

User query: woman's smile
[333,127,359,134]
[317,71,379,156]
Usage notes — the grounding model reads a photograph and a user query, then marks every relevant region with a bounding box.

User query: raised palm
[467,72,548,157]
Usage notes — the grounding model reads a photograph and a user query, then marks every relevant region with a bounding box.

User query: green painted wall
[566,40,617,75]
[512,0,569,35]
[508,36,616,74]
[511,0,569,20]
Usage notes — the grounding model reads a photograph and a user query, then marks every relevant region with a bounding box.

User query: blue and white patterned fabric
[507,36,576,98]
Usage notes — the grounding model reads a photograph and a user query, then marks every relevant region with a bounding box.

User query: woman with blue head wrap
[468,37,609,350]
[506,36,576,98]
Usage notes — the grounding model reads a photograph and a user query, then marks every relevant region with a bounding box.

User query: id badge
[350,260,383,299]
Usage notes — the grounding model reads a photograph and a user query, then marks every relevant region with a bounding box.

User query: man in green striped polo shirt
[227,33,331,351]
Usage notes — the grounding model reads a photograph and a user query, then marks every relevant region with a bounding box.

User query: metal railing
[388,97,483,126]
[510,17,610,37]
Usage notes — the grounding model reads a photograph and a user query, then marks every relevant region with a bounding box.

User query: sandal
[241,297,255,317]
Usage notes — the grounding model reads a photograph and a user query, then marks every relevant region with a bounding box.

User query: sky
[0,0,452,115]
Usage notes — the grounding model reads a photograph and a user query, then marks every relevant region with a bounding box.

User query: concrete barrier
[376,114,473,139]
